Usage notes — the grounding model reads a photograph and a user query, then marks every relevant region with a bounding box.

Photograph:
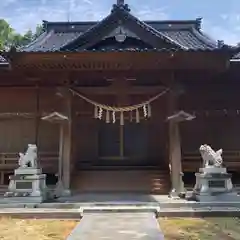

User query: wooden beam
[75,85,166,95]
[9,51,230,73]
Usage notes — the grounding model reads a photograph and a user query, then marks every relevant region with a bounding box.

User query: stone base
[54,181,71,198]
[192,167,238,202]
[3,195,46,204]
[199,167,227,174]
[61,189,71,197]
[169,188,186,199]
[193,191,240,202]
[169,189,179,199]
[4,168,49,203]
[14,167,42,175]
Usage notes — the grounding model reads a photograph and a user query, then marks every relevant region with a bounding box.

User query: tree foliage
[0,19,43,51]
[0,19,13,50]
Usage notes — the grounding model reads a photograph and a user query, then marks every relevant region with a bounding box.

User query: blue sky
[1,0,240,45]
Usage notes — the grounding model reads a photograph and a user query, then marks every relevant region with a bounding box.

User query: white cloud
[1,0,169,34]
[209,26,240,45]
[133,6,169,20]
[0,0,17,7]
[82,0,93,5]
[3,0,109,33]
[203,14,240,45]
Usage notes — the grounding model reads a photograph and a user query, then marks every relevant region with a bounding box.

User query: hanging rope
[69,88,169,112]
[69,87,169,124]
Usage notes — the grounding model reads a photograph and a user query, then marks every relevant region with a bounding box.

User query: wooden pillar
[48,87,73,197]
[0,172,4,185]
[60,90,73,195]
[42,110,71,197]
[168,87,185,197]
[34,85,40,147]
[112,77,130,158]
[169,120,184,195]
[55,121,71,196]
[58,124,64,188]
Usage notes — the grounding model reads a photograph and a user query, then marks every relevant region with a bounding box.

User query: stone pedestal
[4,167,49,203]
[54,180,71,198]
[169,172,186,199]
[192,167,239,202]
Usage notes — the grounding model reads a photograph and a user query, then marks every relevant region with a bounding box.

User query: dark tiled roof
[21,5,219,52]
[0,55,9,69]
[161,28,217,50]
[229,45,240,60]
[0,55,8,64]
[21,31,81,52]
[233,51,240,59]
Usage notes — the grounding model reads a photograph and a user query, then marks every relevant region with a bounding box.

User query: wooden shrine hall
[0,0,240,195]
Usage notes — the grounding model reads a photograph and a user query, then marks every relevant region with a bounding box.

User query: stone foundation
[4,167,50,203]
[192,167,239,202]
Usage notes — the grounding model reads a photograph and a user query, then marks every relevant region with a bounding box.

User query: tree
[10,33,24,49]
[0,19,14,50]
[0,19,44,50]
[21,30,34,47]
[34,24,44,39]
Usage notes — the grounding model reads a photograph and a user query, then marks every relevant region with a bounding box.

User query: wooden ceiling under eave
[5,50,230,72]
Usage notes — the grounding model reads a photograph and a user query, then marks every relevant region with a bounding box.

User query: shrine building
[0,1,240,195]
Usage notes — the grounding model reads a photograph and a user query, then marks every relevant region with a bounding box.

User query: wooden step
[71,170,170,194]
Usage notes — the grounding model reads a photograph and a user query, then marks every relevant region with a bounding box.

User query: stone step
[72,170,170,194]
[157,207,240,217]
[2,199,240,211]
[80,205,160,215]
[0,205,239,219]
[0,208,81,219]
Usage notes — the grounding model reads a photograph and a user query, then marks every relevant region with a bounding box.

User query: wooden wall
[179,82,240,153]
[72,91,168,167]
[4,82,237,169]
[0,87,60,153]
[0,86,170,168]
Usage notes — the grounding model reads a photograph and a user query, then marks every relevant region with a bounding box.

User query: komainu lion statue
[199,144,223,168]
[18,144,38,168]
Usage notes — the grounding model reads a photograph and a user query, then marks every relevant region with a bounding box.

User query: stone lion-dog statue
[199,144,223,168]
[18,144,38,168]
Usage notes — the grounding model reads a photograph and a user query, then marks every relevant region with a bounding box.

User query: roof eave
[230,58,240,62]
[12,48,231,54]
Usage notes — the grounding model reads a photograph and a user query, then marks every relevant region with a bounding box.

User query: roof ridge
[191,27,217,49]
[43,17,202,34]
[43,19,200,26]
[134,20,188,49]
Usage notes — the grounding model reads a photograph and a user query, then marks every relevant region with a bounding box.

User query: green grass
[0,218,78,240]
[159,217,240,240]
[1,216,239,239]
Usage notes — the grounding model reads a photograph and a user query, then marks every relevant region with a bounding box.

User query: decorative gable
[60,4,182,51]
[84,25,156,50]
[105,26,139,41]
